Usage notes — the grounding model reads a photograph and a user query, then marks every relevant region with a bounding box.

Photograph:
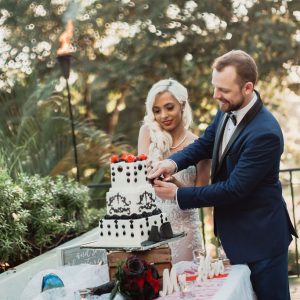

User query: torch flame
[57,20,74,56]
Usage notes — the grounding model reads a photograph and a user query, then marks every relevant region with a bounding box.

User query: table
[213,265,256,300]
[20,263,256,300]
[159,263,255,300]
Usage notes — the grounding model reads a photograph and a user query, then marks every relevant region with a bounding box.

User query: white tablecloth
[158,262,255,300]
[20,263,255,300]
[21,264,110,300]
[212,265,255,300]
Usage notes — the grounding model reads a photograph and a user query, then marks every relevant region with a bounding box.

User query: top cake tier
[111,159,149,188]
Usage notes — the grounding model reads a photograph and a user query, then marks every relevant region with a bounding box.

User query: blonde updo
[143,78,193,162]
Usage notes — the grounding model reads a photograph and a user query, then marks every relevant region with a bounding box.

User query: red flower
[112,256,160,300]
[137,154,147,161]
[120,153,129,161]
[145,269,160,294]
[111,155,119,163]
[135,276,145,290]
[126,155,136,163]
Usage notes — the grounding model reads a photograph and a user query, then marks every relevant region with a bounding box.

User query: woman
[138,78,211,263]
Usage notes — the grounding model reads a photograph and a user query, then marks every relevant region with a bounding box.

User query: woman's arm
[195,159,211,186]
[171,159,211,188]
[138,124,151,155]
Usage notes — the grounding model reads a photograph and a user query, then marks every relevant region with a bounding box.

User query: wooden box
[107,245,172,280]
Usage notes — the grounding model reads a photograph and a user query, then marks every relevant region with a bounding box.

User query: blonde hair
[143,78,193,162]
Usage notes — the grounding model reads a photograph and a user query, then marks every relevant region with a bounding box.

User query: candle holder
[57,54,71,80]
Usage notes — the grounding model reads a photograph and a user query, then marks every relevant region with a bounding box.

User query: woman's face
[152,91,183,132]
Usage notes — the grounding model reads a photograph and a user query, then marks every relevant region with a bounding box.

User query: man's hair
[212,50,258,87]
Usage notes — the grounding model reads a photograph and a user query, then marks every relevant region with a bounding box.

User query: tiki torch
[57,20,80,182]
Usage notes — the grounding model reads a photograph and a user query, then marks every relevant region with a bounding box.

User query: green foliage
[19,174,89,250]
[1,0,299,146]
[0,72,129,182]
[0,167,103,268]
[0,168,30,264]
[0,72,63,177]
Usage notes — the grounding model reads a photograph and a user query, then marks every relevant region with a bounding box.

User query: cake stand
[80,231,186,251]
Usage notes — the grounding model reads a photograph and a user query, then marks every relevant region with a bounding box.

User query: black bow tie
[227,112,237,126]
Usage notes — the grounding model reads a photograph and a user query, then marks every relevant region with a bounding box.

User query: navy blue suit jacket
[169,93,297,264]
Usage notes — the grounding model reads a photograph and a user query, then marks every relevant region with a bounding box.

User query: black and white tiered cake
[99,154,169,248]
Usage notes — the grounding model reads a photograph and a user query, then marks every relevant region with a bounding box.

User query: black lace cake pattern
[137,191,156,212]
[108,193,131,215]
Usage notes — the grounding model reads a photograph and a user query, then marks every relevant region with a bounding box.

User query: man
[148,50,297,300]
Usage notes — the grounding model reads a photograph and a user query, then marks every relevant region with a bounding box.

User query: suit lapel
[212,92,263,181]
[211,114,229,180]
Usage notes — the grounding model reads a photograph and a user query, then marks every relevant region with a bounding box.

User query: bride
[138,79,211,263]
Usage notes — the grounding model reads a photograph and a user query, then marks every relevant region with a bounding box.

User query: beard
[218,94,245,112]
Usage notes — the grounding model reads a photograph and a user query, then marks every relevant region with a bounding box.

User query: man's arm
[148,112,220,181]
[169,112,219,171]
[176,132,282,209]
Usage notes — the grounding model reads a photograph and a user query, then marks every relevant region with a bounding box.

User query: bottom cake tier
[98,213,169,248]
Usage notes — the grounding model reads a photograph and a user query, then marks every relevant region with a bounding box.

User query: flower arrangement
[110,256,160,300]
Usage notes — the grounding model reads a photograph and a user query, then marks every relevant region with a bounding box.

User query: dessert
[99,154,170,248]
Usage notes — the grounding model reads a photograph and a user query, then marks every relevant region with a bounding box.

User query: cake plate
[80,231,186,251]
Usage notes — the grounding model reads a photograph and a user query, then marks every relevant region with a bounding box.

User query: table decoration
[110,255,160,300]
[159,267,179,297]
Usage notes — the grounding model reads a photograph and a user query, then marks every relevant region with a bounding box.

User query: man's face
[211,65,251,112]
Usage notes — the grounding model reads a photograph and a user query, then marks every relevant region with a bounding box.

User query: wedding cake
[99,154,170,248]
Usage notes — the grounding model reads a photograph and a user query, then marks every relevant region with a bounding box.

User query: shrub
[0,168,30,266]
[0,170,100,270]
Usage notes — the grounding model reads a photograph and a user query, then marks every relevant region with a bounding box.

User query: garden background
[0,0,299,273]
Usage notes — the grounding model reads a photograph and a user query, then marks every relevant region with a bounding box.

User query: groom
[148,50,297,300]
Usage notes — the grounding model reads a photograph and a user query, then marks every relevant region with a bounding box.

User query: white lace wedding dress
[156,166,203,263]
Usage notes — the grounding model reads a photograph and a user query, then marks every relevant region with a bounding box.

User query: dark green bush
[0,168,30,265]
[19,174,91,252]
[0,170,104,269]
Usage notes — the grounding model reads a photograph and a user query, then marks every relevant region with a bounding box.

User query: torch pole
[66,79,80,182]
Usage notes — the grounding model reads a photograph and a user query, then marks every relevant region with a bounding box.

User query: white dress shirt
[220,92,257,155]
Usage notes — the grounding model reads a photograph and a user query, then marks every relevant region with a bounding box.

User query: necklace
[170,133,187,149]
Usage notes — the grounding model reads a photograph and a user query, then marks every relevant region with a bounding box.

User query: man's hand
[153,179,177,200]
[148,159,176,182]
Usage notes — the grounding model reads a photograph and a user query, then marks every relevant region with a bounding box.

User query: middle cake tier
[106,185,157,217]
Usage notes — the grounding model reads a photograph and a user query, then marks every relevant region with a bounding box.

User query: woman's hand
[165,175,183,188]
[153,179,177,200]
